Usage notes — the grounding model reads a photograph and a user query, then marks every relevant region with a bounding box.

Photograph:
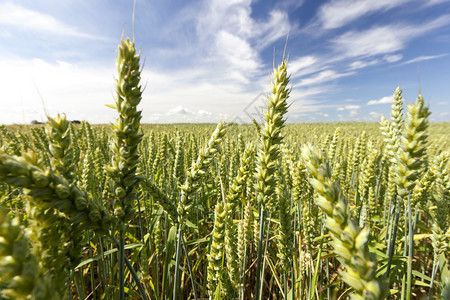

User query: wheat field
[0,37,448,299]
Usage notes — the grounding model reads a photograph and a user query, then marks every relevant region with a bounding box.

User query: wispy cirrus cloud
[349,59,380,70]
[331,15,450,58]
[253,10,292,49]
[0,2,102,39]
[423,0,450,6]
[317,0,412,30]
[289,56,322,78]
[287,13,449,110]
[401,53,448,64]
[384,54,403,62]
[296,69,355,86]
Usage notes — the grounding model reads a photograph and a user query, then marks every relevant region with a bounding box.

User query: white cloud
[167,106,192,115]
[384,54,403,62]
[142,68,263,123]
[349,59,380,69]
[291,86,330,99]
[198,110,213,116]
[196,0,253,39]
[332,16,450,58]
[289,56,319,77]
[337,105,361,111]
[337,104,361,117]
[0,57,115,124]
[424,0,450,6]
[317,0,411,29]
[197,0,291,49]
[402,54,448,64]
[253,10,291,49]
[0,55,267,124]
[194,0,294,84]
[214,30,260,83]
[0,2,100,39]
[166,106,212,117]
[297,70,354,86]
[369,111,383,119]
[333,27,403,57]
[164,106,215,122]
[367,96,394,105]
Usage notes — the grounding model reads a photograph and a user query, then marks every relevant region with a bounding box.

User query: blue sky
[0,0,449,124]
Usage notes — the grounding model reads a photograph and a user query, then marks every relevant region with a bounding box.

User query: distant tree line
[31,120,81,125]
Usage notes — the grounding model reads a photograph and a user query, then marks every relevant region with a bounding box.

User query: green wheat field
[0,37,448,299]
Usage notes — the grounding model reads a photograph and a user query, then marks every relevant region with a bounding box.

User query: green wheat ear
[106,37,143,224]
[0,209,38,299]
[391,87,404,136]
[225,143,254,292]
[207,201,227,297]
[394,94,431,200]
[0,209,60,300]
[46,114,77,181]
[177,121,226,226]
[301,144,384,300]
[255,59,290,213]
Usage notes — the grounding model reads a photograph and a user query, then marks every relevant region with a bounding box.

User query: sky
[0,0,449,124]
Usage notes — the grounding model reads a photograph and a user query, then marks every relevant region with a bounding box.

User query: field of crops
[0,37,449,299]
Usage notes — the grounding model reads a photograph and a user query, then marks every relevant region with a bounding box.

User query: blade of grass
[310,228,324,300]
[119,230,125,300]
[110,236,150,300]
[258,213,271,300]
[163,225,177,299]
[406,195,413,300]
[173,225,182,300]
[386,197,400,279]
[181,230,198,300]
[255,204,265,300]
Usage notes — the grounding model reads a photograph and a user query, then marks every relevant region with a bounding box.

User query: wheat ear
[301,144,384,300]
